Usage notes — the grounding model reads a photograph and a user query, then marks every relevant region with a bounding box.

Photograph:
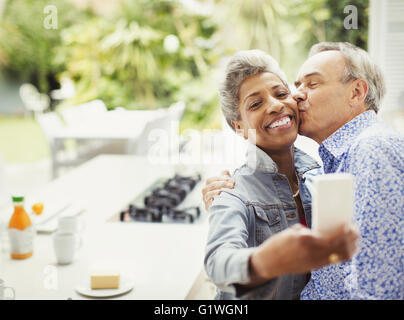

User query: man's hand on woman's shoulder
[202,170,235,210]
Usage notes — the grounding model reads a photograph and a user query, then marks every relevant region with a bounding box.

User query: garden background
[0,0,370,163]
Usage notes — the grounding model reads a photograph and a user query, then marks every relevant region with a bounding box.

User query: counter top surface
[0,155,215,300]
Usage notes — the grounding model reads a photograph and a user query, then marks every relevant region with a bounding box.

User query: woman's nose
[265,99,284,114]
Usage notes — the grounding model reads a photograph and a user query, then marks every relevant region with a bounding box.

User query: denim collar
[246,141,320,176]
[319,110,378,159]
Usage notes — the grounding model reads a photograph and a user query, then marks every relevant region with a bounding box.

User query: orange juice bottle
[8,196,35,259]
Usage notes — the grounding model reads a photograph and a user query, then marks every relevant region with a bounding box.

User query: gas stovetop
[119,174,203,224]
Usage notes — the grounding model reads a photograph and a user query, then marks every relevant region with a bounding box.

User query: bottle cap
[12,196,24,202]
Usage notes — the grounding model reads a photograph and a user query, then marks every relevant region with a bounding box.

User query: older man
[203,42,404,299]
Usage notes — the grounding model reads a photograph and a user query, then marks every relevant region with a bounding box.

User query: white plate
[75,276,134,298]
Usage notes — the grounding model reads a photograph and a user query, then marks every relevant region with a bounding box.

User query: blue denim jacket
[204,142,320,300]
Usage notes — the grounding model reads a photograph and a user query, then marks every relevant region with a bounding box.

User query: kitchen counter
[0,155,215,300]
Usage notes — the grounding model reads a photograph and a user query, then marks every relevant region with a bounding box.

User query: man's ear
[231,120,246,139]
[349,78,368,109]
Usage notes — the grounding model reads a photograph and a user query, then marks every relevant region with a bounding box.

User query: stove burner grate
[120,174,201,224]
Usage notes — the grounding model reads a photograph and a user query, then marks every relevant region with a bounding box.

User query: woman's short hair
[219,49,288,131]
[309,42,385,113]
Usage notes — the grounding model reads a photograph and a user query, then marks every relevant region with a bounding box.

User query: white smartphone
[312,173,354,234]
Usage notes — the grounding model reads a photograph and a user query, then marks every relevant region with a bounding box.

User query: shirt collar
[246,141,320,175]
[319,110,378,159]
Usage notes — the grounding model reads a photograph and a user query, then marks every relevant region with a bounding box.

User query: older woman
[204,49,358,300]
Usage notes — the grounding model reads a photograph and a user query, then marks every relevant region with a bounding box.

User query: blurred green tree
[0,0,91,93]
[54,0,223,130]
[211,0,286,63]
[270,0,369,82]
[0,0,369,131]
[288,0,369,51]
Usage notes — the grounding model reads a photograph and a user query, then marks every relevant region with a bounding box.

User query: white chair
[50,78,75,101]
[19,83,50,118]
[36,111,109,178]
[59,99,119,156]
[37,101,186,178]
[35,112,74,178]
[59,100,107,127]
[56,100,124,177]
[131,102,186,156]
[168,101,186,123]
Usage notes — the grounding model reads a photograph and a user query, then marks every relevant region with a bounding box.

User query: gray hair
[219,49,289,131]
[309,42,385,113]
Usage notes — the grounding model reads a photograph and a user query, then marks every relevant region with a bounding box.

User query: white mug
[53,232,81,265]
[0,279,15,300]
[57,215,84,234]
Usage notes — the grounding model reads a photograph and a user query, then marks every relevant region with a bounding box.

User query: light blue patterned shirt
[301,110,404,300]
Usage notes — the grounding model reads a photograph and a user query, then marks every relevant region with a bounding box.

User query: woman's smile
[265,114,295,131]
